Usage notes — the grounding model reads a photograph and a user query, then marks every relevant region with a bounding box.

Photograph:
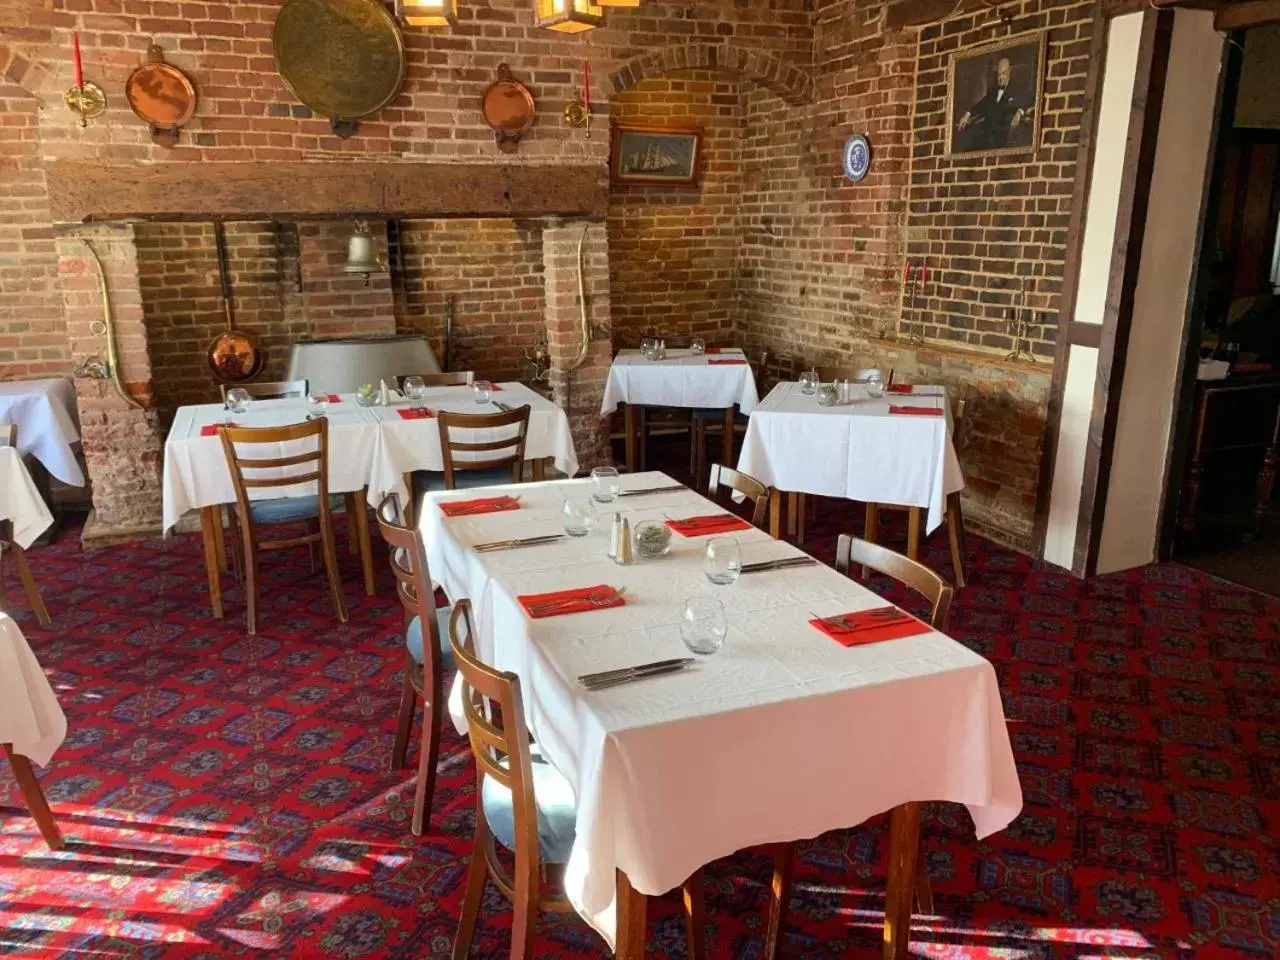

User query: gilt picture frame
[610,124,703,185]
[945,31,1046,160]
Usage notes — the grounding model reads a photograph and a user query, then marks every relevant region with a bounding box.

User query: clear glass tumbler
[680,596,728,656]
[704,537,742,585]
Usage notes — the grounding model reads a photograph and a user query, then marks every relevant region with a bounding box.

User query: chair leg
[796,494,806,544]
[688,418,698,480]
[345,493,360,555]
[862,502,879,579]
[8,544,49,627]
[351,492,376,597]
[410,689,441,836]
[914,846,934,916]
[3,744,64,850]
[681,868,707,960]
[211,507,229,574]
[510,848,539,960]
[318,514,348,625]
[305,519,319,574]
[452,814,491,960]
[227,513,243,585]
[766,843,794,960]
[243,531,260,636]
[392,665,416,771]
[946,492,967,588]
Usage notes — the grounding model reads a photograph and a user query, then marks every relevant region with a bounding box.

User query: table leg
[721,406,735,468]
[615,868,648,960]
[883,801,920,960]
[681,869,706,960]
[3,744,64,851]
[787,492,799,539]
[352,491,375,597]
[906,508,922,561]
[638,407,648,472]
[624,404,637,473]
[199,506,224,619]
[532,458,546,482]
[769,488,783,540]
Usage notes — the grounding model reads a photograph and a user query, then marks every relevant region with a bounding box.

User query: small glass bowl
[816,383,841,406]
[633,521,672,559]
[354,392,378,408]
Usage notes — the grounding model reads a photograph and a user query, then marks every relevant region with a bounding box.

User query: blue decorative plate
[843,133,870,182]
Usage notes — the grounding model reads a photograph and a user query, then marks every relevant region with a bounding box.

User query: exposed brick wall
[608,70,742,348]
[395,219,545,383]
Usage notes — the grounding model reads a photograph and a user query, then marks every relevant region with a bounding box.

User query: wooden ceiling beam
[1215,0,1280,29]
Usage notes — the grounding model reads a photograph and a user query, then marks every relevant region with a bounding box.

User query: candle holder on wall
[65,81,106,127]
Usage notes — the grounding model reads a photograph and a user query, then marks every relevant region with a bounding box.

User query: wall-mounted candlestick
[65,31,106,127]
[564,58,592,136]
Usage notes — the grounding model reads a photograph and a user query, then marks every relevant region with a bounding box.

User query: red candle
[72,31,83,87]
[581,58,590,107]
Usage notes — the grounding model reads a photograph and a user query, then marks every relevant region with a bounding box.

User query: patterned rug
[0,480,1277,958]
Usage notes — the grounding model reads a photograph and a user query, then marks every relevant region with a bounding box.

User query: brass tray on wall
[272,0,406,138]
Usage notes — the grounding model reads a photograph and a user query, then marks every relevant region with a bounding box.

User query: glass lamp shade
[399,0,457,26]
[535,0,605,32]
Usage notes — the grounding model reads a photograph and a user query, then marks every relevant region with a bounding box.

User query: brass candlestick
[564,99,590,137]
[65,81,106,127]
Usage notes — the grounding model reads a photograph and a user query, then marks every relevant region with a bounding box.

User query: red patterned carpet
[1,486,1278,959]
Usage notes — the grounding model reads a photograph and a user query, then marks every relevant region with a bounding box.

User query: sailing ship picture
[611,124,703,185]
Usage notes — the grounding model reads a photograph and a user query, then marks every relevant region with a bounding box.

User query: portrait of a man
[946,33,1045,158]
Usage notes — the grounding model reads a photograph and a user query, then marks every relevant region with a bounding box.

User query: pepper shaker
[615,516,634,565]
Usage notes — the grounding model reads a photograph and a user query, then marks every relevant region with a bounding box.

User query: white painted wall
[1096,10,1223,574]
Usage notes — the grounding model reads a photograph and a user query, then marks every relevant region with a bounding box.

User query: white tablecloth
[0,612,66,767]
[600,349,759,415]
[0,447,54,549]
[738,382,964,532]
[161,384,578,531]
[421,472,1021,947]
[0,378,83,486]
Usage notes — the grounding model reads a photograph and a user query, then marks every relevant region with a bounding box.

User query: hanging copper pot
[206,222,265,383]
[482,63,535,153]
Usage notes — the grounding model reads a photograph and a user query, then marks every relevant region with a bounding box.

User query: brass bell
[344,221,381,285]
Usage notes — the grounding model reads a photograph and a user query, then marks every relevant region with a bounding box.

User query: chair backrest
[223,380,309,402]
[375,492,446,672]
[0,422,13,446]
[448,599,540,860]
[835,535,953,629]
[217,418,332,518]
[707,463,769,528]
[437,405,531,490]
[399,371,475,389]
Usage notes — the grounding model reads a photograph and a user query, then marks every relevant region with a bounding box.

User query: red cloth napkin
[889,405,943,416]
[705,347,725,354]
[439,495,521,518]
[397,408,436,420]
[518,585,626,619]
[809,607,931,646]
[200,424,223,437]
[665,514,754,537]
[488,384,504,391]
[886,383,915,394]
[322,394,340,403]
[707,358,748,366]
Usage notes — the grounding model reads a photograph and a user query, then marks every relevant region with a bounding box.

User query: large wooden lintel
[1215,0,1280,29]
[44,161,609,223]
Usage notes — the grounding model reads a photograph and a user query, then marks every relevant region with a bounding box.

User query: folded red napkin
[200,424,223,437]
[488,384,504,391]
[397,408,436,420]
[809,607,931,646]
[439,495,521,518]
[665,514,754,537]
[705,346,725,354]
[707,358,749,366]
[518,585,626,619]
[889,405,943,416]
[886,383,915,394]
[322,394,341,403]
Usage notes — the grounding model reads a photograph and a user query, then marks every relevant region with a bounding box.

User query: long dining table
[419,470,1022,959]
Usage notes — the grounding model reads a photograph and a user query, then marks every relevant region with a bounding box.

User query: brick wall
[609,70,742,348]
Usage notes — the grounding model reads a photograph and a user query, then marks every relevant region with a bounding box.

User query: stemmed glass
[703,537,742,585]
[403,376,426,410]
[562,492,596,537]
[473,380,494,404]
[680,597,728,656]
[590,466,621,503]
[223,387,250,424]
[798,369,819,395]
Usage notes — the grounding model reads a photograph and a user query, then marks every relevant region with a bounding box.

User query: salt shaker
[615,516,634,565]
[608,512,622,560]
[378,379,390,406]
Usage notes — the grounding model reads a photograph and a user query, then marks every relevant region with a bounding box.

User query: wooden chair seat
[247,492,344,525]
[406,606,456,667]
[481,748,578,864]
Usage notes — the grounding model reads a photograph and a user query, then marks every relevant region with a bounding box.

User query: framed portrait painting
[946,32,1046,159]
[610,124,703,185]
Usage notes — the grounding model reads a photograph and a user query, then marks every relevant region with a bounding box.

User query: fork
[527,586,627,615]
[810,608,908,630]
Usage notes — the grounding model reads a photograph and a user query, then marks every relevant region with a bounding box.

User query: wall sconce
[595,0,639,5]
[534,0,605,32]
[345,221,383,285]
[396,0,458,27]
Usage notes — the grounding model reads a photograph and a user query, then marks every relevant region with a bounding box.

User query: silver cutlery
[526,586,627,615]
[810,608,909,630]
[444,494,522,517]
[740,557,818,574]
[493,400,514,412]
[580,659,695,690]
[578,657,692,684]
[474,534,565,553]
[617,485,685,497]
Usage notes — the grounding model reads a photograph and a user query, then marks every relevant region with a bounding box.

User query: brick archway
[607,43,813,105]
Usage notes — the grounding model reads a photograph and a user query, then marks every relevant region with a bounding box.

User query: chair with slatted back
[398,371,475,389]
[707,463,770,529]
[376,492,455,836]
[222,380,309,402]
[0,424,50,627]
[448,599,708,960]
[217,418,347,635]
[409,405,531,512]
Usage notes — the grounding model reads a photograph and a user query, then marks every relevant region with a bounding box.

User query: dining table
[162,383,577,619]
[0,611,67,849]
[1,445,55,550]
[0,377,84,487]
[601,349,759,474]
[419,471,1022,959]
[737,381,964,552]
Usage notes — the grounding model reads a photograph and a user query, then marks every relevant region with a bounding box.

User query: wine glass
[703,537,742,586]
[562,493,596,537]
[865,369,885,399]
[691,338,706,356]
[590,466,621,503]
[798,369,819,395]
[402,376,426,410]
[680,596,728,656]
[307,391,329,418]
[224,387,250,422]
[473,380,494,404]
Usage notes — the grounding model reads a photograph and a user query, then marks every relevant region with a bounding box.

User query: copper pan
[206,222,265,383]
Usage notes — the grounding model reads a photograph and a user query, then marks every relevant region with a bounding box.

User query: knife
[740,557,818,574]
[617,485,686,497]
[474,534,565,553]
[578,657,692,684]
[580,659,695,690]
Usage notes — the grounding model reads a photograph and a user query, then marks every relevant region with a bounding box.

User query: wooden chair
[398,371,475,389]
[0,424,50,627]
[217,418,354,635]
[707,463,770,529]
[222,380,308,401]
[376,492,454,836]
[439,405,531,489]
[448,599,708,960]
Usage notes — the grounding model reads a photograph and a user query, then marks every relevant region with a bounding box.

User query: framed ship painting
[945,31,1046,159]
[611,124,703,185]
